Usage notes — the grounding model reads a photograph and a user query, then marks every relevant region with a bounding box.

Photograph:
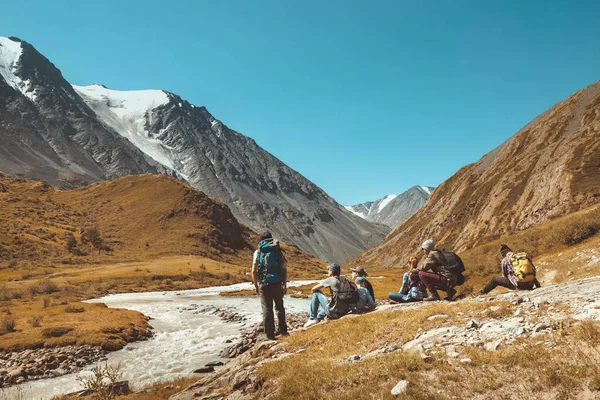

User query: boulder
[465,320,479,330]
[193,366,215,374]
[205,361,225,367]
[391,380,409,396]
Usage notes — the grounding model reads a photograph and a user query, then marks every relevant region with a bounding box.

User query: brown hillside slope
[355,80,600,267]
[0,172,322,273]
[0,172,323,352]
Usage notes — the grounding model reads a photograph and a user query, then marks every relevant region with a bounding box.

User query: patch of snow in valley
[11,281,316,400]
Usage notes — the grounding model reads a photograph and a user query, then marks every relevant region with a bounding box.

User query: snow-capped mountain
[346,186,434,228]
[0,36,388,262]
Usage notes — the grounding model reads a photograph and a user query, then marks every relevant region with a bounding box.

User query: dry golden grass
[0,172,323,274]
[53,377,199,400]
[256,303,600,400]
[0,289,148,351]
[117,377,199,400]
[0,172,324,352]
[352,205,600,296]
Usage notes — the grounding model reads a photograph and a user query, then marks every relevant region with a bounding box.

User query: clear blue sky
[2,1,599,204]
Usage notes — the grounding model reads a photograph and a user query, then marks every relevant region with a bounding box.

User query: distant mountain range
[345,186,434,228]
[0,36,388,263]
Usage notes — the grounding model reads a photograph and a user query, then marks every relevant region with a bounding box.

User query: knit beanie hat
[422,240,435,250]
[500,244,512,257]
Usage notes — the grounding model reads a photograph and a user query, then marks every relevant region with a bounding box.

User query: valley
[1,19,600,400]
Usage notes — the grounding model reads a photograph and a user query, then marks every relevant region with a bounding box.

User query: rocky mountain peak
[346,185,435,228]
[0,36,388,262]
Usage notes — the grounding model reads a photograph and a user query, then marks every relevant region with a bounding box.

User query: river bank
[0,281,315,399]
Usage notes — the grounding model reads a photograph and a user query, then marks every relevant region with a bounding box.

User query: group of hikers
[251,232,540,339]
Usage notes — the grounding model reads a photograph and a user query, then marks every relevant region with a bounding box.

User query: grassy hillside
[355,81,600,267]
[0,172,324,351]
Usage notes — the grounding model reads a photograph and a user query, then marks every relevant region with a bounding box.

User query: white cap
[422,239,435,250]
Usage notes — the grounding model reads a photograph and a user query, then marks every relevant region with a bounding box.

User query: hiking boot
[303,319,319,328]
[444,288,457,301]
[472,290,485,298]
[423,292,441,302]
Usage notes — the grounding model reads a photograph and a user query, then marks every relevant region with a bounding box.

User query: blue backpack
[258,238,285,284]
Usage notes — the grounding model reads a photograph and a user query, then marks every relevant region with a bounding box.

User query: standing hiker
[252,231,288,340]
[417,239,460,301]
[474,244,541,295]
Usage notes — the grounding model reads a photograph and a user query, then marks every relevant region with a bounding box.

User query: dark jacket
[417,250,458,286]
[363,279,375,302]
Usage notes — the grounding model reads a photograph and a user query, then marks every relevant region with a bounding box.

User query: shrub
[41,327,72,338]
[64,305,85,313]
[0,286,23,301]
[0,317,16,334]
[29,279,59,295]
[76,362,123,400]
[82,227,106,253]
[29,315,43,327]
[65,233,78,253]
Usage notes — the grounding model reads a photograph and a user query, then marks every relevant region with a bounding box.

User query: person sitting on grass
[303,263,350,327]
[388,257,426,303]
[474,244,541,296]
[351,266,374,301]
[353,277,376,313]
[417,239,458,301]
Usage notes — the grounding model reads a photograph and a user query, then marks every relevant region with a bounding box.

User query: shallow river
[3,281,315,400]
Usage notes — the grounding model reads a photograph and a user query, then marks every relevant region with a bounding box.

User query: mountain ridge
[354,79,600,267]
[0,36,388,263]
[345,185,434,228]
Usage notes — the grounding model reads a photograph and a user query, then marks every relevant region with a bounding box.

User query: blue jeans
[309,291,328,320]
[388,292,421,303]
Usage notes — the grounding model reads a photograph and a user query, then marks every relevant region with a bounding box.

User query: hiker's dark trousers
[259,283,287,338]
[482,276,515,294]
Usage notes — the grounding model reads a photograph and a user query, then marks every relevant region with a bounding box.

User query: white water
[4,281,316,400]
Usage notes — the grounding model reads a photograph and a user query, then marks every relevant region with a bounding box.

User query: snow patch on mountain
[346,186,434,228]
[419,186,432,195]
[344,205,367,219]
[377,194,397,213]
[72,84,184,177]
[0,37,37,101]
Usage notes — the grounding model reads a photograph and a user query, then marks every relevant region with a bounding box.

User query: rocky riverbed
[6,283,314,399]
[219,313,309,359]
[0,345,107,387]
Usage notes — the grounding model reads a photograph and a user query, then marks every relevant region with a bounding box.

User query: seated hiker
[417,239,458,301]
[388,257,426,303]
[353,277,376,313]
[475,244,541,296]
[304,263,356,327]
[351,266,375,301]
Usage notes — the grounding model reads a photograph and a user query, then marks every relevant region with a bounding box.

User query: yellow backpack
[509,252,536,283]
